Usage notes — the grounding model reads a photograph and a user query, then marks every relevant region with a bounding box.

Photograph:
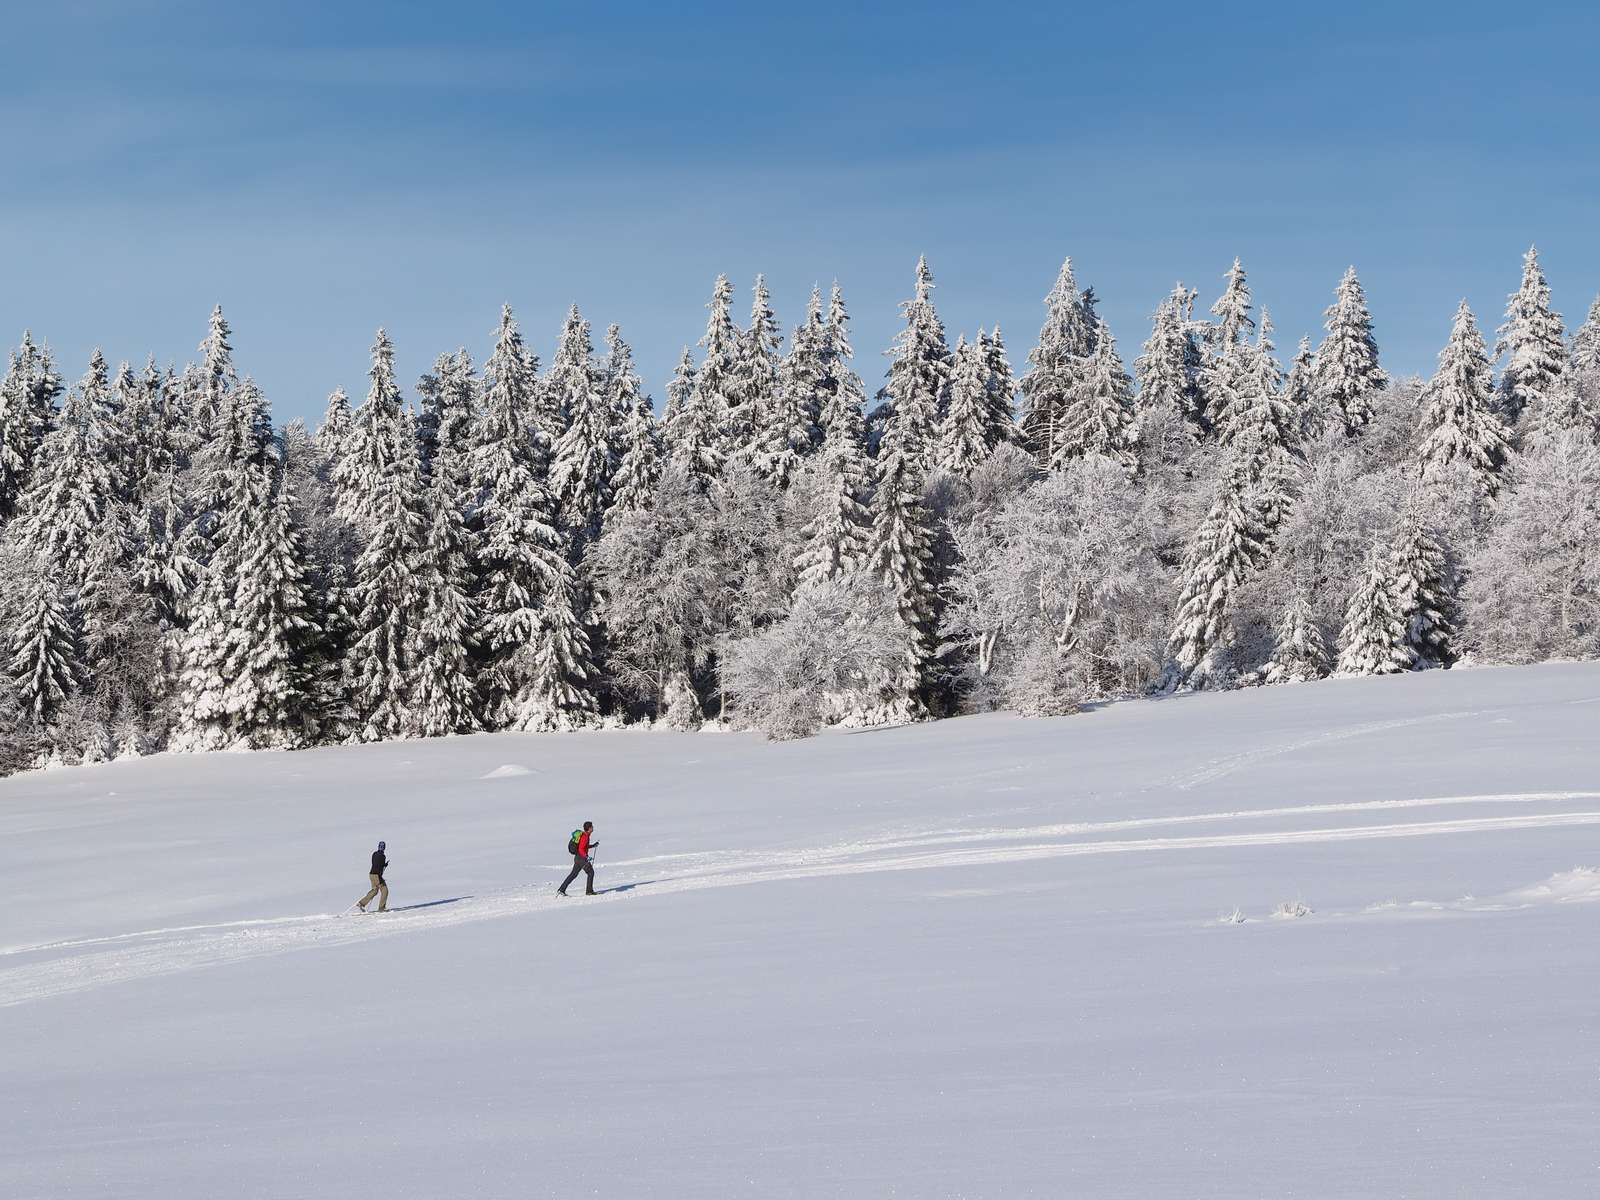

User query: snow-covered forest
[3,249,1598,770]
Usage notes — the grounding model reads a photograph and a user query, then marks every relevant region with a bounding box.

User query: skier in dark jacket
[358,841,389,912]
[558,822,597,897]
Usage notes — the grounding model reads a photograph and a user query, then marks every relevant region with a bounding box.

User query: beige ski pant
[359,874,388,911]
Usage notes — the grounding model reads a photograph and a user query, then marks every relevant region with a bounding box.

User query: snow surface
[3,662,1600,1198]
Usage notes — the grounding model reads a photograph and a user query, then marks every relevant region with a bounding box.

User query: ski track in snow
[5,792,1600,1009]
[1167,710,1491,790]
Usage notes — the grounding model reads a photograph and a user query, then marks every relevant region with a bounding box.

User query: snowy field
[3,663,1600,1199]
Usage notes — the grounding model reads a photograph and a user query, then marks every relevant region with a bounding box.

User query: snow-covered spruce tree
[1336,545,1411,675]
[190,305,238,448]
[816,283,866,447]
[1053,319,1137,470]
[7,354,118,589]
[1283,335,1320,441]
[315,388,353,474]
[172,372,281,750]
[1262,590,1330,683]
[1572,295,1600,375]
[417,348,476,487]
[864,444,938,721]
[1208,258,1256,354]
[345,405,426,742]
[939,335,992,476]
[470,306,598,731]
[695,274,743,466]
[981,326,1019,449]
[863,257,951,718]
[335,330,406,535]
[1020,258,1097,467]
[1526,372,1600,445]
[794,286,875,589]
[279,420,355,738]
[549,305,615,551]
[1165,452,1268,686]
[1199,260,1256,443]
[9,568,82,727]
[1135,285,1204,437]
[604,326,663,517]
[796,372,874,589]
[120,358,179,507]
[1223,315,1298,536]
[878,256,952,474]
[1414,301,1511,499]
[754,287,824,488]
[0,343,49,522]
[407,468,480,737]
[218,470,321,748]
[103,359,143,502]
[664,345,721,491]
[1462,429,1600,664]
[1387,505,1458,669]
[731,274,783,467]
[1312,267,1387,435]
[1495,247,1567,432]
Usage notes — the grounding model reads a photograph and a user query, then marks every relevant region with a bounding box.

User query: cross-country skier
[558,822,597,897]
[358,841,389,912]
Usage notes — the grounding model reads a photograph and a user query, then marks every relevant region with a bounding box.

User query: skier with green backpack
[558,821,598,897]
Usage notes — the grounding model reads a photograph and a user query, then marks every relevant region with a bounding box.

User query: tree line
[2,247,1597,766]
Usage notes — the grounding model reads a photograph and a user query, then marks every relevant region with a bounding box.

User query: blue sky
[5,0,1599,423]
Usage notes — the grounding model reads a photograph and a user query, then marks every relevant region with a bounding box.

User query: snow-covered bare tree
[1463,429,1600,663]
[721,572,918,740]
[943,458,1167,706]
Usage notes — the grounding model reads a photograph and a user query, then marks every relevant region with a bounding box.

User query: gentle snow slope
[3,664,1599,1199]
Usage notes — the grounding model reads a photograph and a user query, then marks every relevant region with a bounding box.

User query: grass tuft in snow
[1218,906,1247,924]
[1272,899,1314,919]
